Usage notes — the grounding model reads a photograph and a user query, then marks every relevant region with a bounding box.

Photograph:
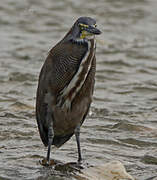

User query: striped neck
[57,38,96,110]
[71,36,95,45]
[71,38,87,45]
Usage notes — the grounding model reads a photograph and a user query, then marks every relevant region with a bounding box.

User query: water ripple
[0,0,157,179]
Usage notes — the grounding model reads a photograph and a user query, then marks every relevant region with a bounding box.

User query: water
[0,0,157,179]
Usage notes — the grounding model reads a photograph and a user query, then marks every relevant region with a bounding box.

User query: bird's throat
[80,31,95,40]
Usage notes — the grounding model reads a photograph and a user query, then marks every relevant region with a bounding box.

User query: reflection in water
[0,0,157,179]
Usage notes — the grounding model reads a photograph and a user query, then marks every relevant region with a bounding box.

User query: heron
[36,17,101,166]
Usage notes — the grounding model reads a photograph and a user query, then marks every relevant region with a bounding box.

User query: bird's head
[64,17,101,41]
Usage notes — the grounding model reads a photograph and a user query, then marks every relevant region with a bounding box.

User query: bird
[36,16,101,166]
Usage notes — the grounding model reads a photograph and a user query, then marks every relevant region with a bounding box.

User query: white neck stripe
[57,39,96,109]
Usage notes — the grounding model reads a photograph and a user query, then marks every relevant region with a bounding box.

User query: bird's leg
[74,125,82,162]
[44,110,54,166]
[46,125,54,164]
[40,109,54,167]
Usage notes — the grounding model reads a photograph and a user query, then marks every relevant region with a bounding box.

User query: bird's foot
[39,158,56,167]
[54,161,84,172]
[77,157,83,165]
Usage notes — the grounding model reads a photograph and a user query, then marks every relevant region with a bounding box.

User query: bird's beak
[85,25,101,35]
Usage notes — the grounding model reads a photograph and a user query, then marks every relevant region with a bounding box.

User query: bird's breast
[57,39,96,111]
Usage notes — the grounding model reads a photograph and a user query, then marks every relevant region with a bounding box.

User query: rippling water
[0,0,157,179]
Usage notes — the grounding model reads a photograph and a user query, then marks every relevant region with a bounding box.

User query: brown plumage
[36,17,101,165]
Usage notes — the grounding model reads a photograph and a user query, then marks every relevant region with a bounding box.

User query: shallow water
[0,0,157,179]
